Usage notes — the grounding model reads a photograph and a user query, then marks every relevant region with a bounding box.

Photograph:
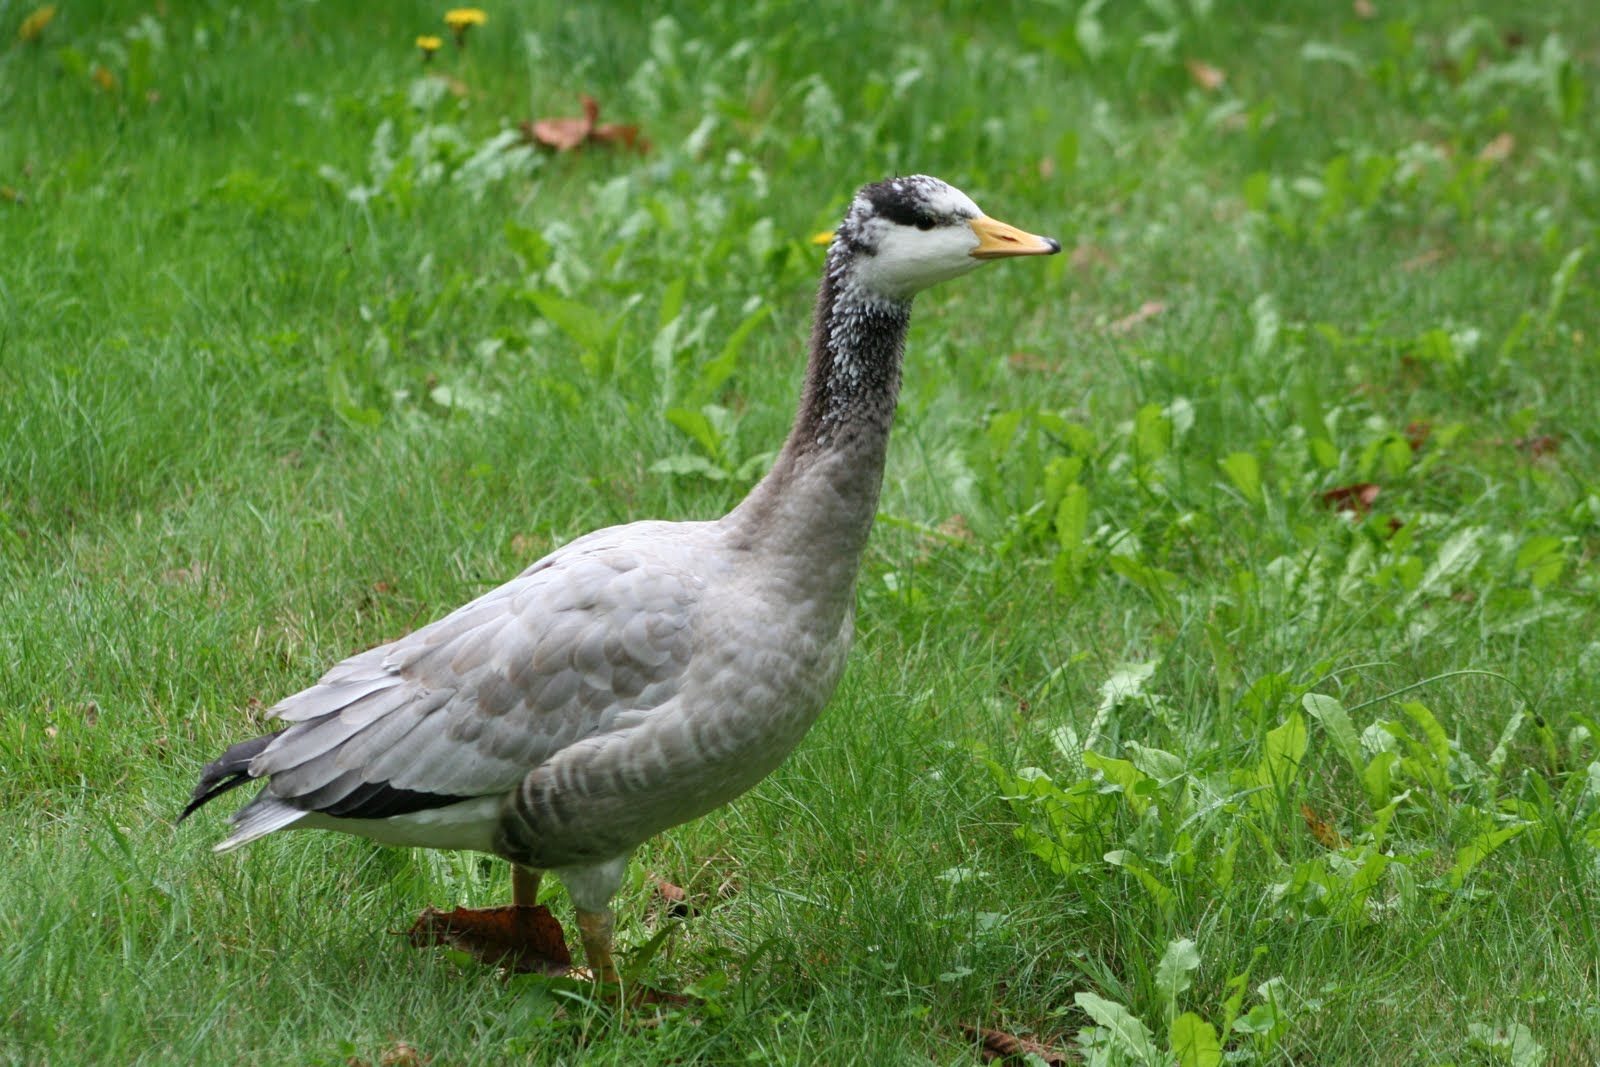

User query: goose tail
[178,731,282,823]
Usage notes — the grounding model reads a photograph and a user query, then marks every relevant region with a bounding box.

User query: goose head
[830,175,1061,301]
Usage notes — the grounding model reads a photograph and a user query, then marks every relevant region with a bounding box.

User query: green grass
[3,0,1600,1062]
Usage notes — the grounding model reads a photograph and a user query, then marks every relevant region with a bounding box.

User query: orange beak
[968,215,1061,259]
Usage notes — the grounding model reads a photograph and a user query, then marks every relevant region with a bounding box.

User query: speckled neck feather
[727,243,912,563]
[794,245,912,452]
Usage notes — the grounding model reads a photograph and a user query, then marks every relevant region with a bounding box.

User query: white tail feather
[213,795,306,852]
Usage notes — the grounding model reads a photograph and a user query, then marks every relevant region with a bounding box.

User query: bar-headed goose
[183,174,1059,982]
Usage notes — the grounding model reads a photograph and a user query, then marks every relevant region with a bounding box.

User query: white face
[848,181,985,300]
[837,176,1058,300]
[852,219,985,299]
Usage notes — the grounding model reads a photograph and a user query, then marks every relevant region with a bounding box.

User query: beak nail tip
[1044,237,1062,254]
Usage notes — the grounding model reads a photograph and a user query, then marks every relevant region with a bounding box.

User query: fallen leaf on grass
[406,904,572,975]
[380,1042,427,1067]
[526,97,594,151]
[654,878,700,919]
[1320,482,1381,517]
[1185,59,1227,91]
[1478,132,1516,163]
[938,514,976,544]
[1301,803,1350,850]
[1517,434,1560,458]
[522,95,649,154]
[346,1040,428,1067]
[961,1024,1071,1066]
[1404,420,1432,452]
[1110,300,1166,335]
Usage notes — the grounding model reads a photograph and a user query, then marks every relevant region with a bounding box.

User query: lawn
[3,0,1599,1062]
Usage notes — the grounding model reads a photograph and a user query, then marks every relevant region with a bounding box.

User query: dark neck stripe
[790,248,911,451]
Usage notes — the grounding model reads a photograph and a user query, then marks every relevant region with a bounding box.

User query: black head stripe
[867,189,929,228]
[863,178,939,229]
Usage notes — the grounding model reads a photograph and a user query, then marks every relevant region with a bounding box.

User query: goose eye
[914,216,936,231]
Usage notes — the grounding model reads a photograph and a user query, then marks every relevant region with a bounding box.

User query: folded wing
[212,534,700,850]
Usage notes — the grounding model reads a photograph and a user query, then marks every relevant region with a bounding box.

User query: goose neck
[725,254,912,565]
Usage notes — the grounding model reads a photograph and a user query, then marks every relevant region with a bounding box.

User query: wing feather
[240,529,701,821]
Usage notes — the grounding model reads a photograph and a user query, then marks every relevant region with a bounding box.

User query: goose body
[184,175,1059,978]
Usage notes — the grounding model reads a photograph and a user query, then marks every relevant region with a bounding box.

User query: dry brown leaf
[1320,482,1381,517]
[961,1024,1071,1066]
[594,122,647,152]
[654,877,700,919]
[1353,0,1377,18]
[1185,59,1227,91]
[406,904,572,974]
[1478,132,1515,163]
[1404,420,1432,452]
[1110,300,1167,335]
[937,514,975,544]
[524,95,649,154]
[1301,803,1350,850]
[1517,434,1561,458]
[528,95,597,151]
[379,1042,428,1067]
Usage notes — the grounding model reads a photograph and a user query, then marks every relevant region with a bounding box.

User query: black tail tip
[178,730,282,823]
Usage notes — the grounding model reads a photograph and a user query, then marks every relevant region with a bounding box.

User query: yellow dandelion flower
[810,230,835,246]
[18,4,57,43]
[416,34,442,61]
[444,7,487,46]
[444,8,487,29]
[91,65,118,93]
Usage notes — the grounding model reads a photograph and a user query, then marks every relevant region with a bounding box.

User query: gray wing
[240,534,700,824]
